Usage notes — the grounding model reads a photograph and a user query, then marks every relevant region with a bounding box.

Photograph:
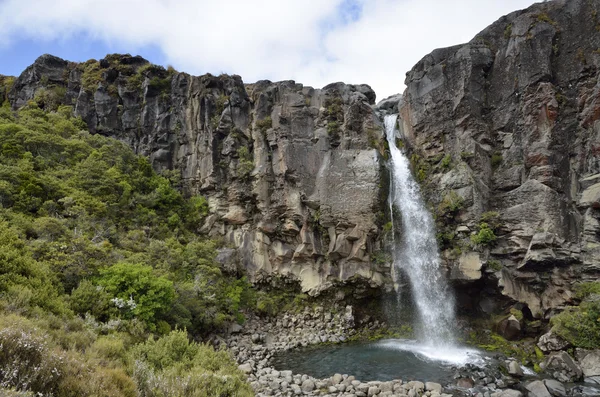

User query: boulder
[238,363,253,374]
[497,315,522,340]
[525,381,552,397]
[543,379,567,397]
[490,390,523,397]
[507,360,524,377]
[538,331,570,353]
[425,382,442,393]
[541,351,583,383]
[301,379,315,392]
[578,350,600,377]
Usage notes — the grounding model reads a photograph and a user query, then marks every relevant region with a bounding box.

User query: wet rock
[543,379,567,397]
[541,351,583,383]
[456,378,475,388]
[490,390,523,397]
[570,385,600,397]
[578,349,600,378]
[526,380,552,397]
[507,360,524,377]
[425,382,442,393]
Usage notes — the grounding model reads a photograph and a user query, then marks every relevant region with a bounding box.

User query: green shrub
[471,222,497,246]
[327,121,340,136]
[97,263,175,328]
[438,191,464,216]
[551,301,600,349]
[148,77,171,94]
[487,259,502,271]
[324,97,344,120]
[440,154,452,170]
[131,330,253,397]
[81,61,103,93]
[90,335,129,365]
[256,292,278,317]
[0,317,63,394]
[491,152,503,168]
[504,23,513,38]
[236,147,254,180]
[383,221,393,233]
[575,282,600,300]
[255,116,272,133]
[460,151,474,161]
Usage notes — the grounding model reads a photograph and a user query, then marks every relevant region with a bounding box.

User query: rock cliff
[399,0,600,318]
[3,54,389,295]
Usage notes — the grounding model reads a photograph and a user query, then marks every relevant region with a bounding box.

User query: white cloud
[0,0,536,100]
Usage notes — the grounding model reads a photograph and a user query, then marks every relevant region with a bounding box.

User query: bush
[575,282,600,300]
[0,317,63,394]
[131,330,253,397]
[471,222,497,246]
[440,154,452,170]
[97,263,175,328]
[255,116,272,133]
[236,147,254,180]
[550,301,600,349]
[437,191,464,217]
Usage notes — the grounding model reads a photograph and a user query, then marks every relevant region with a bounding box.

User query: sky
[0,0,538,101]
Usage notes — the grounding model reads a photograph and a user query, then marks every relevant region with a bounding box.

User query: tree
[97,262,175,328]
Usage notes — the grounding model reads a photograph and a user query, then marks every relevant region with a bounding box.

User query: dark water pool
[271,339,484,383]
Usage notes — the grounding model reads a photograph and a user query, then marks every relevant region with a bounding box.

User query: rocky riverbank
[214,306,600,397]
[219,305,452,397]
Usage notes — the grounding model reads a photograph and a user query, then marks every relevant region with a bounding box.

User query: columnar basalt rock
[5,54,390,295]
[399,0,600,318]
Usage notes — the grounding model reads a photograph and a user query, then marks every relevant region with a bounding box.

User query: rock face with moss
[399,0,600,318]
[6,54,389,295]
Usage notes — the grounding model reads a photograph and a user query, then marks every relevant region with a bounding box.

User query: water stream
[384,115,456,348]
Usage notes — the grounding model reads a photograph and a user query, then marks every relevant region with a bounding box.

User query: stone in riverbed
[507,360,524,377]
[291,384,302,395]
[456,378,475,388]
[367,386,380,396]
[332,373,343,384]
[541,351,583,382]
[301,379,315,392]
[238,363,253,374]
[406,381,424,391]
[578,350,600,378]
[490,390,523,397]
[543,379,567,397]
[526,380,552,397]
[425,382,442,393]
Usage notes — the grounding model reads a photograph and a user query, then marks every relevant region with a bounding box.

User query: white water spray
[384,115,456,348]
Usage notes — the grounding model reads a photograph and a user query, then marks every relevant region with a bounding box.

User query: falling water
[384,114,456,347]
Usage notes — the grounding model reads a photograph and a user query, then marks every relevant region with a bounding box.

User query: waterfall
[384,114,456,347]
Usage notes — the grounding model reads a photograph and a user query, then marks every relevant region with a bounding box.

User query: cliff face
[400,0,600,318]
[4,54,389,295]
